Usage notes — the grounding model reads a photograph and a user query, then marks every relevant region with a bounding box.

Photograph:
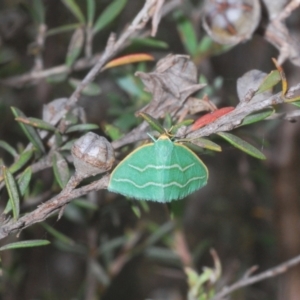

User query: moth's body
[108,135,208,202]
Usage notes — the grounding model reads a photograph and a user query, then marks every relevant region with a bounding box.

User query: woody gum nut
[71,132,115,178]
[202,0,261,45]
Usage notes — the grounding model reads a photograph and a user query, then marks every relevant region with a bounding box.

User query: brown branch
[211,253,300,300]
[186,87,300,140]
[0,0,181,88]
[0,53,102,87]
[111,84,300,149]
[0,174,110,240]
[32,23,47,72]
[2,84,299,240]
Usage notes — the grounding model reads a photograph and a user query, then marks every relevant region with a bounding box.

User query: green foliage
[2,167,20,220]
[11,107,45,154]
[3,167,32,214]
[65,123,99,133]
[174,10,198,56]
[93,0,127,34]
[8,150,33,174]
[41,222,75,246]
[24,0,45,24]
[65,27,84,67]
[139,112,166,135]
[0,240,50,251]
[240,108,275,126]
[68,78,101,96]
[217,132,266,160]
[174,10,232,60]
[256,70,281,95]
[52,151,70,189]
[61,0,85,23]
[187,138,222,152]
[87,0,96,26]
[0,141,18,158]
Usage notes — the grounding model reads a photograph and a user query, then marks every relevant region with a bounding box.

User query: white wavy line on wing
[128,163,195,172]
[112,176,205,189]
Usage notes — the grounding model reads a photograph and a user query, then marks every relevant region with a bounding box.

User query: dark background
[1,1,300,299]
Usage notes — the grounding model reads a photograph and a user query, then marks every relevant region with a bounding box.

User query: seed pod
[71,132,115,178]
[202,0,261,45]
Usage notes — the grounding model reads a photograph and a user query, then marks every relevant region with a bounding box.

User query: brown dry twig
[0,0,179,88]
[2,51,300,241]
[264,0,300,66]
[211,253,300,300]
[0,174,109,240]
[0,0,180,240]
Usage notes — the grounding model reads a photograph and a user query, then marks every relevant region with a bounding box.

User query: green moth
[108,135,208,202]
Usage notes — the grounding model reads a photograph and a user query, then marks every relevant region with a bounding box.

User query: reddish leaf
[192,106,235,130]
[103,53,154,70]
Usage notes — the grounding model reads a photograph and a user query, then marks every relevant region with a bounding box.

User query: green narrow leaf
[22,1,45,24]
[41,223,75,245]
[61,0,85,23]
[145,221,174,246]
[188,138,222,152]
[131,205,141,218]
[87,0,96,26]
[196,36,214,55]
[255,70,281,95]
[2,166,20,220]
[46,73,68,83]
[18,167,32,196]
[116,75,142,97]
[65,123,99,133]
[103,124,123,141]
[54,131,63,148]
[217,132,266,160]
[24,117,56,131]
[0,240,50,251]
[291,101,300,108]
[240,108,275,126]
[163,113,172,130]
[65,27,84,68]
[59,139,76,151]
[0,141,18,158]
[93,0,127,34]
[185,267,199,288]
[182,142,211,154]
[46,23,81,36]
[32,0,45,23]
[73,198,98,210]
[11,107,45,153]
[131,38,169,49]
[170,119,194,135]
[138,112,165,135]
[174,11,198,56]
[9,150,33,174]
[68,78,101,96]
[52,152,70,188]
[3,167,32,214]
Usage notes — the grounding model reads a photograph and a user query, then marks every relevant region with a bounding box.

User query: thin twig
[32,23,47,73]
[277,0,300,21]
[0,53,102,87]
[111,84,300,149]
[186,86,300,140]
[0,174,110,239]
[211,254,300,300]
[38,0,172,130]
